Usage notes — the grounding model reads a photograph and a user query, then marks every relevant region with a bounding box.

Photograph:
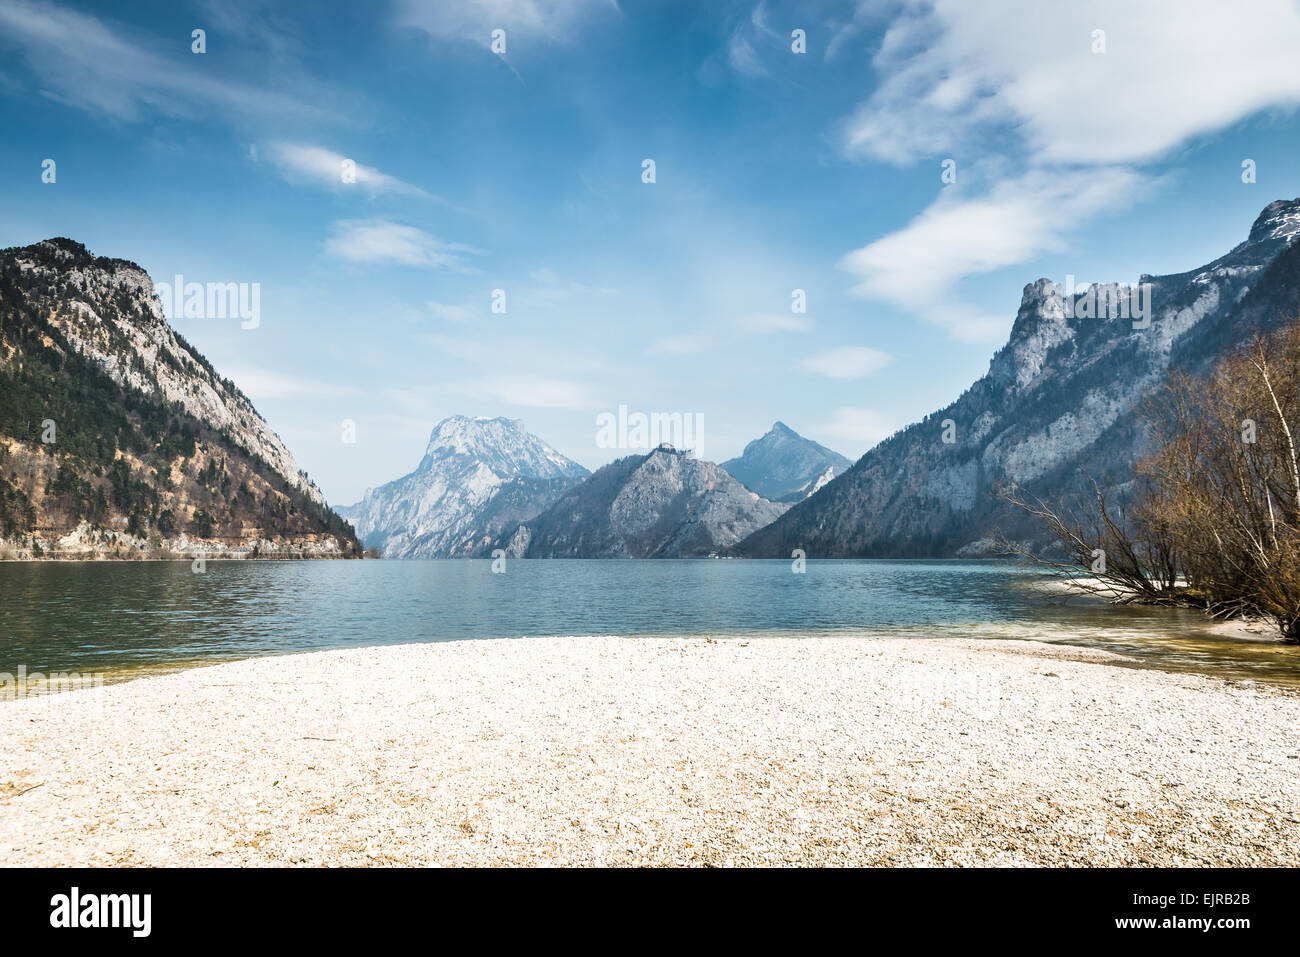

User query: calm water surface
[2,559,1298,687]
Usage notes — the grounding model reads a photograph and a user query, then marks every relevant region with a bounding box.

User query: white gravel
[2,634,1298,866]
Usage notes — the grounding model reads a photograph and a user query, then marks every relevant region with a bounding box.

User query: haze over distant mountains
[737,198,1300,558]
[721,422,852,502]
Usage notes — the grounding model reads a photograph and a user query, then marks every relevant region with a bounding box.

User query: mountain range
[737,198,1300,557]
[498,445,788,558]
[337,415,590,558]
[0,238,360,559]
[342,417,850,559]
[10,198,1299,564]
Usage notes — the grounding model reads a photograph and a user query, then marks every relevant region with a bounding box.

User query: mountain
[337,415,589,558]
[721,421,852,502]
[0,238,360,559]
[499,446,789,558]
[736,198,1300,558]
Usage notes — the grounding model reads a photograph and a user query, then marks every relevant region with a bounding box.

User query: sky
[3,0,1300,505]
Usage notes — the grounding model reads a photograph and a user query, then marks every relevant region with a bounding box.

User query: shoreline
[3,634,1298,866]
[7,613,1300,699]
[1027,576,1288,644]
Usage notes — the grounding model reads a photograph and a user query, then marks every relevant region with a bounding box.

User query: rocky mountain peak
[419,415,584,481]
[721,421,851,502]
[424,414,518,455]
[0,237,358,556]
[736,196,1300,559]
[988,278,1074,390]
[341,417,588,558]
[1247,198,1300,245]
[4,237,324,507]
[500,449,788,558]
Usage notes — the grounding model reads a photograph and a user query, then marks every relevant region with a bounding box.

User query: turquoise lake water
[2,558,1298,686]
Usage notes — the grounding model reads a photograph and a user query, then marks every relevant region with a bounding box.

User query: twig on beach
[12,783,44,797]
[300,736,338,741]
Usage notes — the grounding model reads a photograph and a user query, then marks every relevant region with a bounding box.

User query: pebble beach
[2,634,1298,867]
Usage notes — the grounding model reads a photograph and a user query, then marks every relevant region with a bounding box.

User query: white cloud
[845,0,1300,166]
[799,346,892,379]
[816,407,897,450]
[721,2,786,78]
[0,0,329,122]
[735,312,810,334]
[223,366,360,401]
[266,143,434,199]
[837,0,1300,341]
[450,374,599,410]
[422,335,487,361]
[647,334,710,356]
[324,219,480,270]
[427,300,477,322]
[841,168,1147,341]
[395,0,618,46]
[727,35,766,78]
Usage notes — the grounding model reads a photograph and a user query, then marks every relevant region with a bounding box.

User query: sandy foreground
[2,635,1299,867]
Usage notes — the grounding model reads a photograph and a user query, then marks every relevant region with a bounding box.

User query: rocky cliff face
[337,416,589,558]
[736,198,1300,558]
[0,238,360,558]
[501,446,789,558]
[721,421,852,502]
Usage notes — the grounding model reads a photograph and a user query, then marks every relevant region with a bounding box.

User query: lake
[2,559,1298,687]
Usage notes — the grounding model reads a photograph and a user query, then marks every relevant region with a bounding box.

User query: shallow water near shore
[2,558,1298,689]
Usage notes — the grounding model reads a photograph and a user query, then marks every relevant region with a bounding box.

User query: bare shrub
[1003,324,1300,641]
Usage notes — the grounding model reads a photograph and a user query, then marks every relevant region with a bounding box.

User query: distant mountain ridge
[337,415,589,558]
[721,421,852,502]
[499,446,788,558]
[0,237,360,558]
[736,198,1300,558]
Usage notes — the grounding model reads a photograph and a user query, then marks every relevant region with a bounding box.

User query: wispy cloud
[816,407,897,450]
[734,312,810,335]
[223,366,360,401]
[518,266,618,308]
[647,333,711,356]
[324,219,481,270]
[449,374,600,410]
[0,0,331,123]
[799,346,892,379]
[842,168,1147,342]
[266,142,436,200]
[837,0,1300,340]
[844,0,1300,167]
[426,300,478,323]
[721,1,787,78]
[423,334,488,361]
[727,34,766,78]
[395,0,620,47]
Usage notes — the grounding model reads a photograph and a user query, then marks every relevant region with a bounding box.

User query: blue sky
[4,0,1300,505]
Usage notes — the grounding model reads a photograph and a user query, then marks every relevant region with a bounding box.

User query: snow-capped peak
[1247,198,1300,245]
[339,416,589,557]
[421,415,586,480]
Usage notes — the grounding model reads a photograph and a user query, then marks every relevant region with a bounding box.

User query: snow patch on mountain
[338,416,588,558]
